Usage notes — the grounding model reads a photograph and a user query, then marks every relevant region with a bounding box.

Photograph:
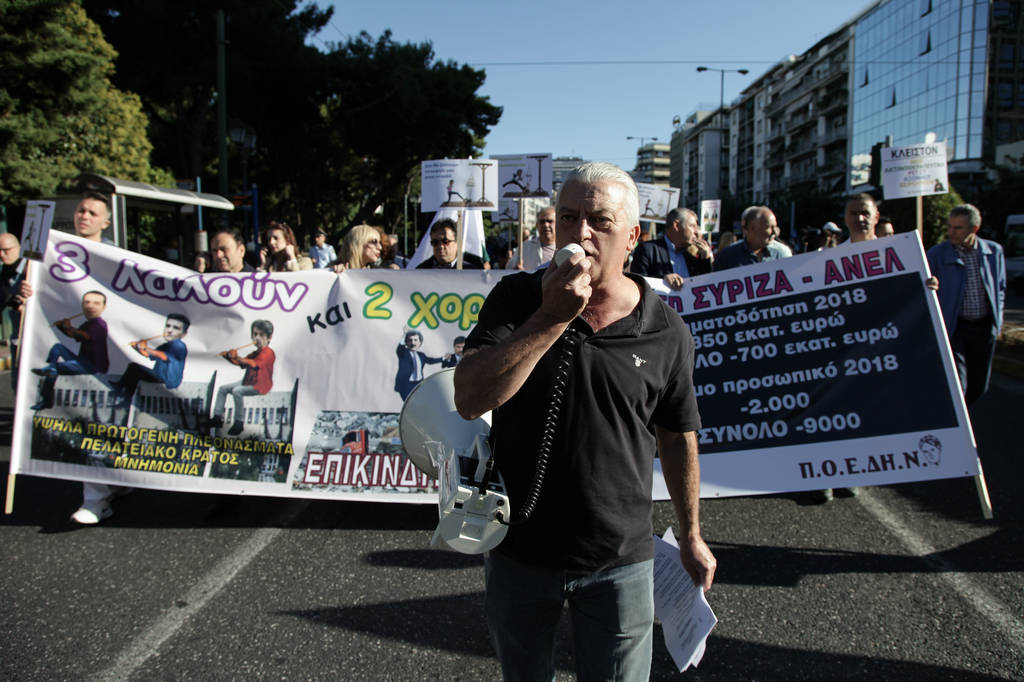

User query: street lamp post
[627,135,659,181]
[627,135,659,150]
[696,66,749,127]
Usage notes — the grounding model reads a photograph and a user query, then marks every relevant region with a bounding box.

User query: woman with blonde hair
[260,220,313,272]
[717,231,738,252]
[333,224,383,272]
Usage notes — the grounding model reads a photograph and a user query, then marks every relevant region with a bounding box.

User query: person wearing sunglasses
[333,224,384,272]
[415,218,484,269]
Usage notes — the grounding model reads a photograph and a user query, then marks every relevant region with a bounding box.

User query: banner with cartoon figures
[11,232,980,504]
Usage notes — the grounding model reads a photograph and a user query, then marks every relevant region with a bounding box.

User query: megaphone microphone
[554,243,584,267]
[399,369,509,555]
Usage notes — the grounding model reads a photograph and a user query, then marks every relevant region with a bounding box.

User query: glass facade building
[849,0,990,187]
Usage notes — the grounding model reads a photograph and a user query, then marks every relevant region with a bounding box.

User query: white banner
[12,233,978,504]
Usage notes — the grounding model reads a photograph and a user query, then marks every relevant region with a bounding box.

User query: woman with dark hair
[260,221,312,272]
[374,227,405,269]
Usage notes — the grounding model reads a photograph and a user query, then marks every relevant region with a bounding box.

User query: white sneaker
[71,501,113,525]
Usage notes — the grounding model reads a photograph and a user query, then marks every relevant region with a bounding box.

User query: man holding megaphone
[455,162,716,680]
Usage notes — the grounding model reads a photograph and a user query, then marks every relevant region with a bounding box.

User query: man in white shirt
[507,207,556,270]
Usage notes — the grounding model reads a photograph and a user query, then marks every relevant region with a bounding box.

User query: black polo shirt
[465,270,701,573]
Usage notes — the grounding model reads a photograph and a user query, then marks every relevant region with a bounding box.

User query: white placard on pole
[699,199,722,234]
[421,159,499,213]
[881,141,949,200]
[21,200,55,261]
[636,184,681,224]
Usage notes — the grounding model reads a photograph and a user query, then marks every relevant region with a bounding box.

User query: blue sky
[321,0,872,167]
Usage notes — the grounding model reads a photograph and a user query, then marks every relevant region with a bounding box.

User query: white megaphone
[399,368,509,554]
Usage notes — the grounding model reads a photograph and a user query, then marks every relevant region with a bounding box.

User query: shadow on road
[0,472,437,534]
[282,596,1014,681]
[706,526,1023,588]
[878,374,1022,528]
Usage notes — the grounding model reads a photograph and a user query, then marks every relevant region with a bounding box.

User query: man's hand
[925,276,939,291]
[690,234,713,260]
[961,232,978,249]
[679,534,716,592]
[56,318,72,334]
[539,251,590,323]
[663,273,685,290]
[15,281,32,310]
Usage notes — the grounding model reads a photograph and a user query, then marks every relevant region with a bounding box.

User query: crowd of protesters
[3,184,1006,524]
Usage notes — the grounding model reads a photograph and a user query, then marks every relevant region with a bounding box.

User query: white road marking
[857,490,1024,655]
[88,499,309,682]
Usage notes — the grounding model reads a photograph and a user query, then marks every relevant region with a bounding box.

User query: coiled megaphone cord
[505,331,576,525]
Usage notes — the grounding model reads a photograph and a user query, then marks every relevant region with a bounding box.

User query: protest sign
[881,142,949,200]
[21,200,55,261]
[699,199,721,234]
[421,159,499,212]
[11,233,979,507]
[491,153,552,199]
[636,183,680,223]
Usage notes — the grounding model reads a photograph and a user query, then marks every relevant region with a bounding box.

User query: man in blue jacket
[926,204,1005,406]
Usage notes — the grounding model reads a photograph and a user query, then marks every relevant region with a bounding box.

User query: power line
[470,58,965,68]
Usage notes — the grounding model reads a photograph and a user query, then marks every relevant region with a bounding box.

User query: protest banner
[648,232,980,499]
[10,232,981,509]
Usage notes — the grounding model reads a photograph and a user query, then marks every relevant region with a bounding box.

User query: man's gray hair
[666,207,697,225]
[949,203,982,227]
[537,205,555,220]
[740,206,771,230]
[559,162,639,227]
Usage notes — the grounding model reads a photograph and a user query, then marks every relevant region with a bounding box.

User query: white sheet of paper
[653,528,718,671]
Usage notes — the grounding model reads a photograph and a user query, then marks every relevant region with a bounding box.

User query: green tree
[879,186,964,249]
[83,3,502,238]
[319,31,502,231]
[83,0,333,229]
[0,1,158,205]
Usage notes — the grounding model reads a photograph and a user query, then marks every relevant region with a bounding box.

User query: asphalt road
[1,367,1022,681]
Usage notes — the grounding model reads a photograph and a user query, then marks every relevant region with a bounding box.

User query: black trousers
[951,317,996,407]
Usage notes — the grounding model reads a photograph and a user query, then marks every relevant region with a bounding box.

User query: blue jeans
[485,552,654,682]
[35,344,98,407]
[44,343,96,375]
